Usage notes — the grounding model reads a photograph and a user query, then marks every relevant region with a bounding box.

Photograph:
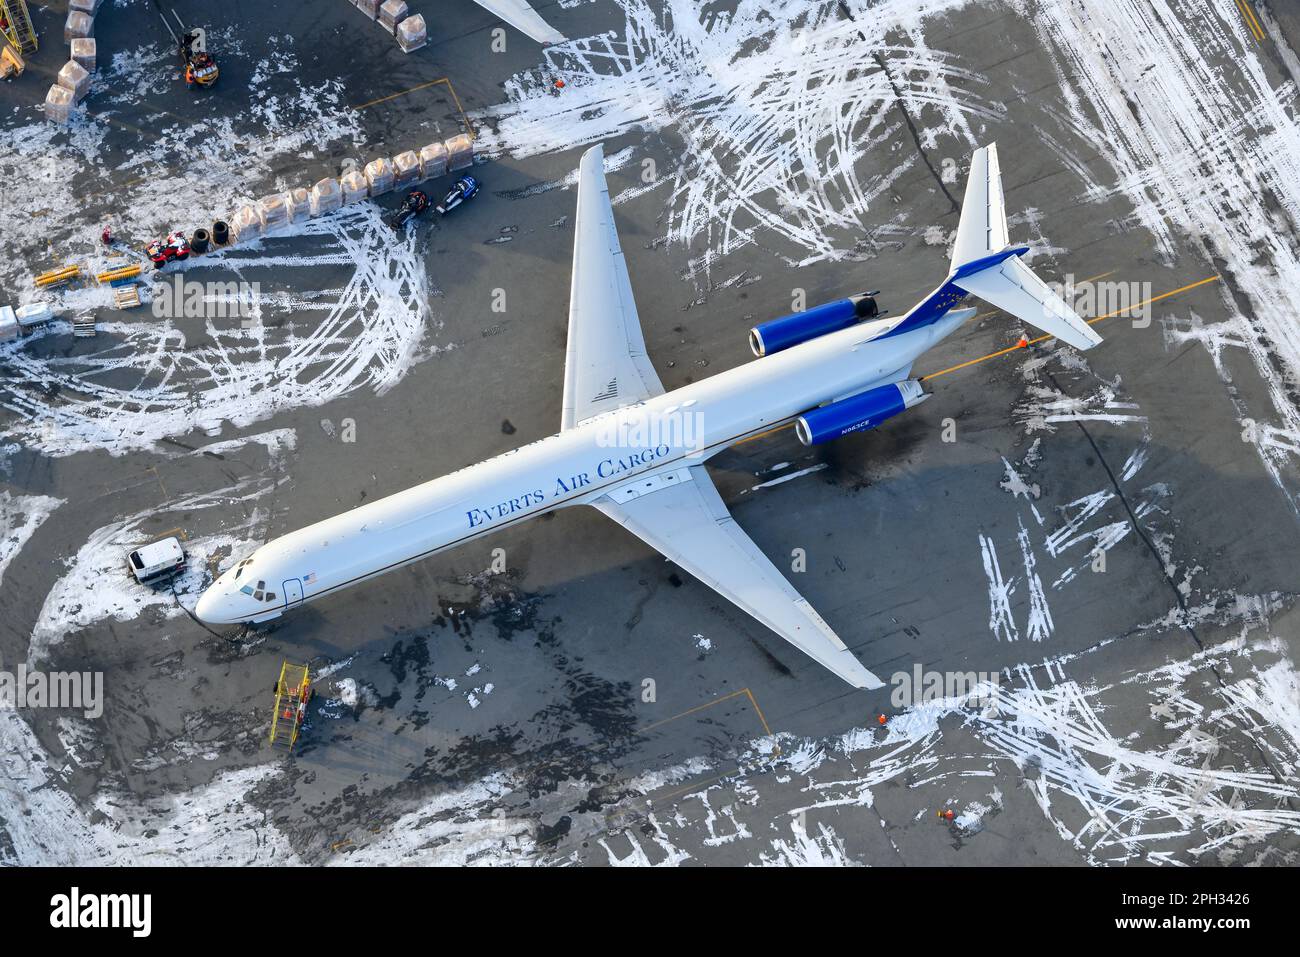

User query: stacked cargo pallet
[226,134,475,244]
[44,0,102,123]
[349,0,427,53]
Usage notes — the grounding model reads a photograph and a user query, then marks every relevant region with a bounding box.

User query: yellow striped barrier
[96,263,142,284]
[34,264,81,288]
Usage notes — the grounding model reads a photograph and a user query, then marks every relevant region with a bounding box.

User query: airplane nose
[195,587,227,624]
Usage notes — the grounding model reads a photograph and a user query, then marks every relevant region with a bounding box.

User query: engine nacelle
[795,380,928,446]
[749,292,880,357]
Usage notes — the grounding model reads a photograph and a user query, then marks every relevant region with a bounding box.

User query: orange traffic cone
[877,714,887,725]
[1016,337,1028,348]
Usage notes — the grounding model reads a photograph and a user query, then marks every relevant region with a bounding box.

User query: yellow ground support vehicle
[152,0,219,89]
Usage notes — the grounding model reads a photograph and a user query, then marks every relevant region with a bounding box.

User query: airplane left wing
[470,0,567,45]
[592,465,884,689]
[562,144,664,429]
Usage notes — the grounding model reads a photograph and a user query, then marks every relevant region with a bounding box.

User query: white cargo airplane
[197,143,1100,689]
[470,0,566,45]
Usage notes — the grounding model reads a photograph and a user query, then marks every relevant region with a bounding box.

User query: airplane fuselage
[195,301,973,625]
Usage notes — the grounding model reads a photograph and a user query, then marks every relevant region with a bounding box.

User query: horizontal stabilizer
[947,143,1102,351]
[952,254,1102,351]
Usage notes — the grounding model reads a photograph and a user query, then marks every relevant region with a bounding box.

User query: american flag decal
[591,376,618,402]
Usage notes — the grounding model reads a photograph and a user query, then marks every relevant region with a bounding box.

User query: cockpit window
[233,558,254,580]
[238,575,277,602]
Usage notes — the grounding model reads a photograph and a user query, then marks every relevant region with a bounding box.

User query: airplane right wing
[470,0,567,45]
[591,465,884,689]
[561,144,664,429]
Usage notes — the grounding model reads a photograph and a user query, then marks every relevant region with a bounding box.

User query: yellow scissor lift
[269,661,312,752]
[1,0,37,56]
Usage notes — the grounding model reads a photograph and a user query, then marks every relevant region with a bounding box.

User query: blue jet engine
[749,292,881,357]
[795,379,929,446]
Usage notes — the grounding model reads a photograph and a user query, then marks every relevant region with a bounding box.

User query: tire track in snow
[477,0,995,274]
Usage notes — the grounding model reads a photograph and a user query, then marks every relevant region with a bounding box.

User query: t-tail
[946,143,1102,351]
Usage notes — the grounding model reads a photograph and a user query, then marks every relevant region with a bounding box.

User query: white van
[128,537,186,584]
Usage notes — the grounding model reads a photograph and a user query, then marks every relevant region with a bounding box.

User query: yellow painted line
[637,688,749,734]
[351,77,449,111]
[601,685,782,832]
[1236,0,1265,42]
[636,686,781,756]
[920,274,1221,382]
[148,465,169,499]
[743,687,774,738]
[352,76,476,140]
[441,79,476,143]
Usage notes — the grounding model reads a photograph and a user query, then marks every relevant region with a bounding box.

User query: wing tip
[853,667,886,691]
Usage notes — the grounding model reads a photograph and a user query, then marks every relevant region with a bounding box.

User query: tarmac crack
[870,52,961,215]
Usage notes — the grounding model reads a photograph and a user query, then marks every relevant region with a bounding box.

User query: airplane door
[282,578,304,608]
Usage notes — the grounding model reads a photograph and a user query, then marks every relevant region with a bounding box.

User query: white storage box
[71,37,97,72]
[397,14,427,53]
[419,141,448,179]
[231,205,263,242]
[392,150,420,189]
[445,134,474,172]
[340,171,368,205]
[364,157,394,196]
[257,192,291,230]
[379,0,408,33]
[289,187,311,224]
[64,11,93,42]
[44,84,74,123]
[57,60,92,103]
[310,177,342,216]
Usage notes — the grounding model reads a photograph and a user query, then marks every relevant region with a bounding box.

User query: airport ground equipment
[16,301,53,328]
[0,0,37,55]
[269,662,312,752]
[152,0,218,88]
[435,176,479,214]
[1,42,23,78]
[127,536,187,584]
